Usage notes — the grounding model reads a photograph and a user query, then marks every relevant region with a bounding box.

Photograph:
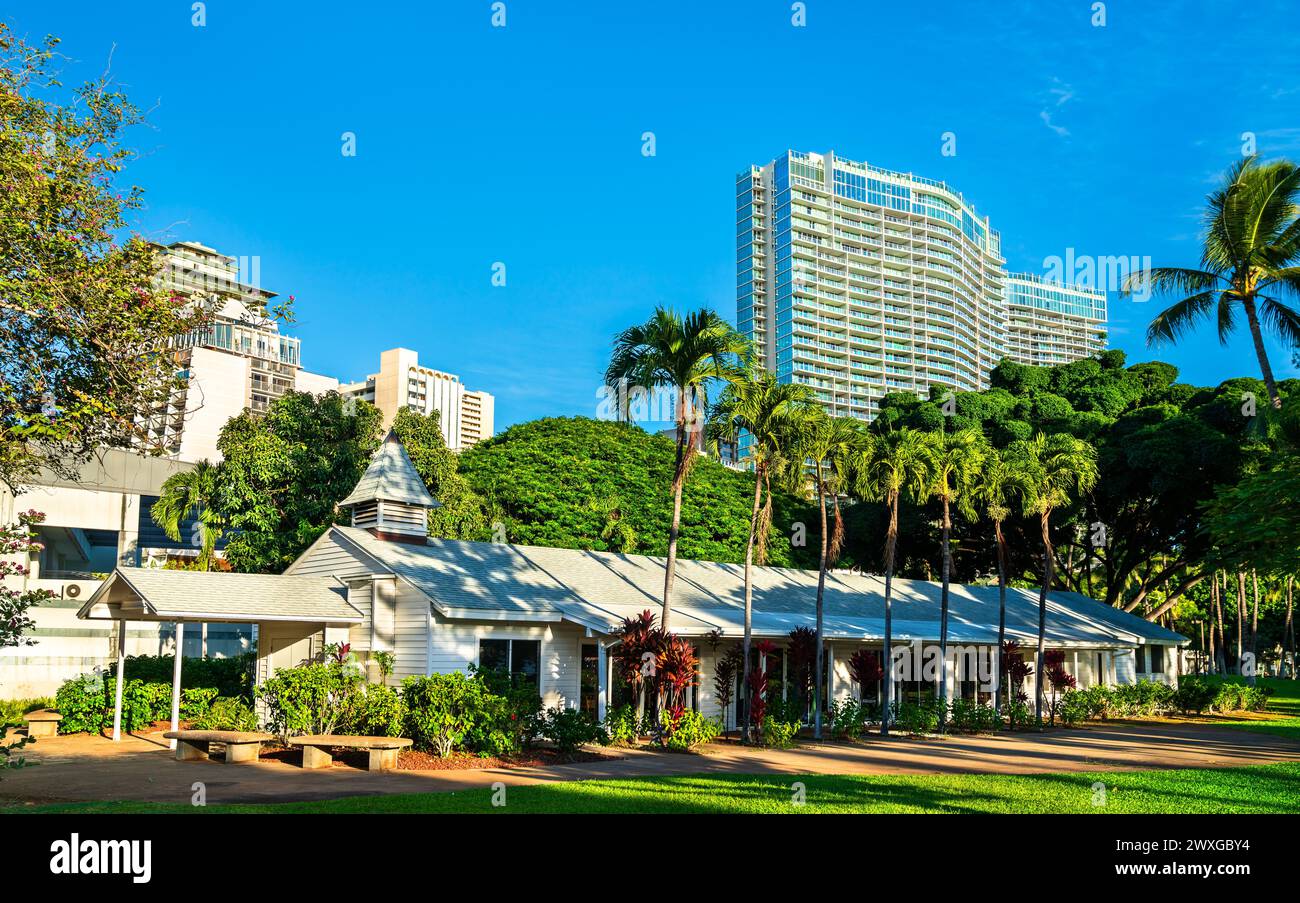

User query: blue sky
[11,1,1300,430]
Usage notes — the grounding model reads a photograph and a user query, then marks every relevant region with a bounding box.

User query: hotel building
[339,348,495,451]
[1003,272,1107,367]
[737,150,1106,420]
[140,242,339,462]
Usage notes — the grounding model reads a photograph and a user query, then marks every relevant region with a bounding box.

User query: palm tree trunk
[993,518,1008,711]
[1286,576,1296,680]
[1250,570,1259,686]
[1035,510,1054,726]
[1236,571,1245,675]
[741,464,764,743]
[936,495,952,731]
[1242,297,1283,408]
[880,491,898,737]
[1214,573,1228,675]
[813,461,828,740]
[662,387,688,631]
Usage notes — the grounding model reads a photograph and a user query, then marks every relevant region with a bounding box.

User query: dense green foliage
[454,417,815,565]
[216,392,383,573]
[859,352,1298,625]
[54,674,230,735]
[391,407,487,539]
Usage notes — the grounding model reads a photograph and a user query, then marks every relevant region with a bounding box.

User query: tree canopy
[453,416,816,566]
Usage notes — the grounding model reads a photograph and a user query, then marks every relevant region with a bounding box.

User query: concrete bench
[23,709,62,738]
[288,735,413,772]
[163,730,274,764]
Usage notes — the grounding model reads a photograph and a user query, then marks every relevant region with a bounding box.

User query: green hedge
[114,653,254,699]
[54,674,222,734]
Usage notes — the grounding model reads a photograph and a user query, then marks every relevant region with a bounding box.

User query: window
[579,644,599,716]
[1148,645,1164,674]
[478,639,541,689]
[1135,647,1147,674]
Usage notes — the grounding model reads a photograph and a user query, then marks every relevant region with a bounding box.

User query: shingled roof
[78,568,363,623]
[328,526,1187,647]
[339,432,439,509]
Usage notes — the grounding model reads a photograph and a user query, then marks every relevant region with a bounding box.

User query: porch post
[596,640,608,722]
[169,621,185,750]
[111,619,126,742]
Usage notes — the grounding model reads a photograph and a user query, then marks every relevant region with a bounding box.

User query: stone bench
[163,730,274,764]
[23,709,62,738]
[288,735,413,772]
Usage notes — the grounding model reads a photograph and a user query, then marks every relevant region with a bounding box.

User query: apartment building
[140,242,339,462]
[1003,272,1108,367]
[339,348,495,450]
[737,150,1106,422]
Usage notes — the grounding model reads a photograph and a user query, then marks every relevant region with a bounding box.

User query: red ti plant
[1001,640,1034,705]
[786,626,818,721]
[613,610,665,722]
[848,649,883,704]
[1043,649,1076,725]
[658,634,699,711]
[712,646,742,735]
[748,640,778,733]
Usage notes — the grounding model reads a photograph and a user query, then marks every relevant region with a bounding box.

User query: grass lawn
[11,762,1300,815]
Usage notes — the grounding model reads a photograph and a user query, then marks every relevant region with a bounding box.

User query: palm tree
[1006,433,1098,725]
[794,412,866,739]
[917,429,984,728]
[708,369,815,742]
[151,459,224,570]
[606,307,750,629]
[975,445,1023,712]
[1131,156,1300,409]
[853,428,934,736]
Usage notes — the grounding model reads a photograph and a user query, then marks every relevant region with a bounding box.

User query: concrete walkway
[2,721,1297,807]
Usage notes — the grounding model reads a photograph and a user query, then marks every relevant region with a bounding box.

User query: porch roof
[77,568,364,624]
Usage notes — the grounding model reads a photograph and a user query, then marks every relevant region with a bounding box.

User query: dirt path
[2,721,1297,807]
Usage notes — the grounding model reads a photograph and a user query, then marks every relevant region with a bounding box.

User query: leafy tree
[707,369,815,741]
[1133,156,1300,409]
[605,307,750,629]
[215,392,382,572]
[1,511,52,770]
[0,26,211,491]
[390,407,487,540]
[1007,433,1098,725]
[458,417,814,567]
[150,460,223,570]
[852,428,933,735]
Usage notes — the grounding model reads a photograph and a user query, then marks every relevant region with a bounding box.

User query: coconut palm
[1005,433,1098,725]
[1130,156,1300,409]
[917,429,984,728]
[975,445,1024,712]
[708,369,815,742]
[853,427,934,735]
[793,412,867,739]
[151,459,224,570]
[606,307,750,629]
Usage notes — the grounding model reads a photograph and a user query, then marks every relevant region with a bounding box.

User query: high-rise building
[1003,273,1107,367]
[737,150,1105,421]
[141,242,339,462]
[339,348,495,450]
